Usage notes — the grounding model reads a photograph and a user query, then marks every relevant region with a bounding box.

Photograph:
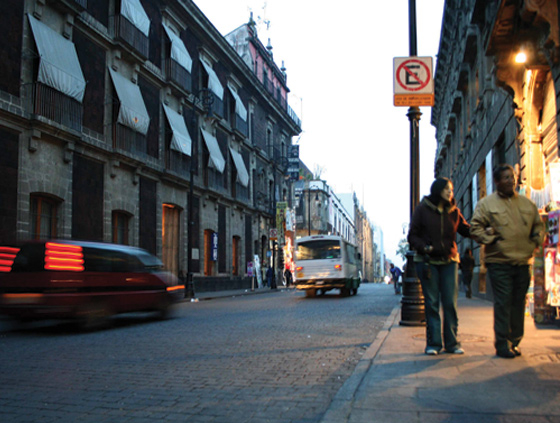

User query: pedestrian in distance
[460,248,475,298]
[284,267,293,287]
[470,164,544,359]
[266,265,274,289]
[389,263,403,295]
[262,265,269,288]
[408,177,470,356]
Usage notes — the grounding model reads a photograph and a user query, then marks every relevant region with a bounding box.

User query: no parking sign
[393,56,434,107]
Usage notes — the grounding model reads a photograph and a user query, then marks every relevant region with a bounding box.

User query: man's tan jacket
[470,192,545,265]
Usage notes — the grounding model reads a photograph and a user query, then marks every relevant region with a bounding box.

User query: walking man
[470,164,544,358]
[389,263,403,295]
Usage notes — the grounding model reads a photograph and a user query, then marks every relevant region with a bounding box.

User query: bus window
[295,240,341,260]
[345,244,356,264]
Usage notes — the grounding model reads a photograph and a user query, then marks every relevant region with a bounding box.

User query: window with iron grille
[112,211,130,245]
[30,195,59,240]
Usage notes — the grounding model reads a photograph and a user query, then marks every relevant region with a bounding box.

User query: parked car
[0,240,184,328]
[294,235,361,297]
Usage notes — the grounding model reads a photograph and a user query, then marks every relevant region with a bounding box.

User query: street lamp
[400,0,425,326]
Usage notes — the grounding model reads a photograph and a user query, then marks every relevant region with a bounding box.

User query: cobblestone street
[0,283,399,423]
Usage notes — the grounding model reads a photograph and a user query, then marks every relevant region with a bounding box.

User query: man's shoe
[496,349,516,359]
[512,346,522,356]
[446,347,464,354]
[425,347,439,355]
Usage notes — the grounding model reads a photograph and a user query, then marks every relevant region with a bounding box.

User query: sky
[192,0,446,268]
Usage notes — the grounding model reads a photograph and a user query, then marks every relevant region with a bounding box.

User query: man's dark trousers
[486,263,531,353]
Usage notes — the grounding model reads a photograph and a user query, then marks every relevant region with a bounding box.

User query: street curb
[319,304,401,423]
[182,287,292,302]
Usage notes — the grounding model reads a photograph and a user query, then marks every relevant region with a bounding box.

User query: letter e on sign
[393,56,434,107]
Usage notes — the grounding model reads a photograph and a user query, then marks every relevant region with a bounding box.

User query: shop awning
[200,128,225,173]
[227,83,248,122]
[162,24,192,73]
[121,0,150,36]
[28,15,86,103]
[163,104,192,156]
[109,68,150,135]
[229,147,249,187]
[201,60,224,100]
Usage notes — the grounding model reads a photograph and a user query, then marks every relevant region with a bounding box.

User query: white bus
[294,235,361,298]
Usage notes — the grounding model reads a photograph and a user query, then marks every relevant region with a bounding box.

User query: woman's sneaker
[425,347,439,355]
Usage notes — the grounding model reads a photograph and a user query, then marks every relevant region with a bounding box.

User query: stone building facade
[0,0,301,292]
[432,0,560,299]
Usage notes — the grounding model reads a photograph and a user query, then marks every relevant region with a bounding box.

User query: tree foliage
[396,238,409,261]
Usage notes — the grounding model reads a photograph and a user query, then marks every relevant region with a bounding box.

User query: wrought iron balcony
[29,82,82,132]
[115,15,149,58]
[166,58,192,93]
[113,123,147,158]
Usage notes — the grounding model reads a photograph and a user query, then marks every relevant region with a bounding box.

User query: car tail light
[334,264,342,271]
[44,242,84,272]
[166,285,185,292]
[0,246,20,272]
[296,266,303,272]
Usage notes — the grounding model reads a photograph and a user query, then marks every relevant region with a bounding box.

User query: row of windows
[31,195,130,246]
[31,195,248,276]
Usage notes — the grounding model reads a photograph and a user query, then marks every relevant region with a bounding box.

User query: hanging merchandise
[547,247,560,307]
[547,210,560,245]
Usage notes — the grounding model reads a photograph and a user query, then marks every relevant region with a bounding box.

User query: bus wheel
[351,288,358,296]
[340,287,350,297]
[305,289,316,298]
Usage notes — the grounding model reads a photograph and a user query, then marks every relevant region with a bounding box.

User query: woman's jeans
[415,261,460,352]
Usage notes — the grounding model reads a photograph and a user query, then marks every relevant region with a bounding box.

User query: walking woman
[408,178,470,355]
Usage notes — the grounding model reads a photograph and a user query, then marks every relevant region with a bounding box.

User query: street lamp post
[400,0,426,326]
[307,184,311,236]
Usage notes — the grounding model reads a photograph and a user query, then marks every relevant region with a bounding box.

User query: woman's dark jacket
[408,196,470,262]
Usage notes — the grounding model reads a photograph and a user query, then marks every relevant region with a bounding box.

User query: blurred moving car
[0,240,184,328]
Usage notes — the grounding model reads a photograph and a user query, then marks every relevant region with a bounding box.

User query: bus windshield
[296,240,341,260]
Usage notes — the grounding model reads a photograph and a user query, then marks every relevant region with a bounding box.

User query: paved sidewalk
[321,295,560,423]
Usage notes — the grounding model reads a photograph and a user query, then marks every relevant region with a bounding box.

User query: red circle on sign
[396,59,431,92]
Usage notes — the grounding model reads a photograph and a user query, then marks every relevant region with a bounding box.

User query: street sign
[288,145,300,181]
[393,56,434,107]
[211,232,218,261]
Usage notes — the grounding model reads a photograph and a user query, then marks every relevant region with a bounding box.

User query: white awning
[121,0,150,36]
[162,24,192,73]
[109,68,150,135]
[201,60,224,100]
[227,83,248,121]
[163,104,192,156]
[229,147,249,187]
[200,128,225,173]
[28,15,86,102]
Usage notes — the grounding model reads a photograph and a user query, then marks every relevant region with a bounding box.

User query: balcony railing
[166,58,192,93]
[207,168,228,195]
[166,149,191,179]
[113,123,147,157]
[209,93,224,119]
[29,82,82,132]
[288,105,301,128]
[115,15,148,58]
[235,115,249,137]
[234,182,249,202]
